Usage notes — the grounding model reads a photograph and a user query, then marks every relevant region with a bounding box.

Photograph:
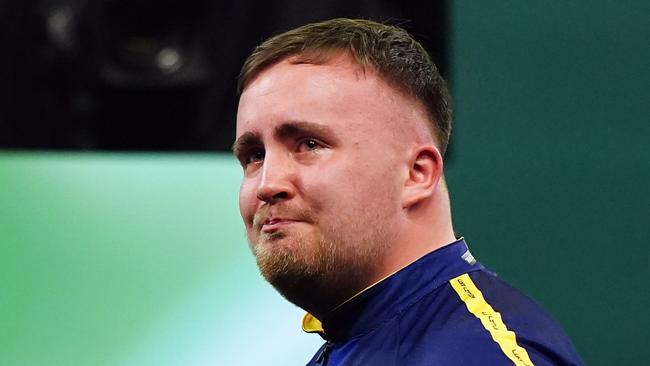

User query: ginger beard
[247,200,397,315]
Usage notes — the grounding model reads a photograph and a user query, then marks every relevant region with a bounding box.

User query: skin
[234,52,456,319]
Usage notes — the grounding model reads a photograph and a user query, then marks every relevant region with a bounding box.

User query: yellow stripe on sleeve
[450,273,535,366]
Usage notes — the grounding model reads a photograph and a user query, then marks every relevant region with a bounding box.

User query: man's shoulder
[394,269,583,365]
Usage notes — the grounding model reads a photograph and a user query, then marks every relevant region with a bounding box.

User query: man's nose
[256,154,296,204]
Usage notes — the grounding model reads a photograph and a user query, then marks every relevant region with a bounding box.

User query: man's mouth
[261,218,301,233]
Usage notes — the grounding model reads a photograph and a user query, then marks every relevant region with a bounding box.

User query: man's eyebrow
[232,131,261,156]
[233,121,338,155]
[275,121,337,142]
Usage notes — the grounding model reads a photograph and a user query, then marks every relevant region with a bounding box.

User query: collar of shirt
[302,238,484,342]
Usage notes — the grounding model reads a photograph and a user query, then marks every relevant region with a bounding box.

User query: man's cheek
[238,183,256,223]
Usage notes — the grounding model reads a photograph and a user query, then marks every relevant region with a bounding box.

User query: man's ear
[402,145,444,209]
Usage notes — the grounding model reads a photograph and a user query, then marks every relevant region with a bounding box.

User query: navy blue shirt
[303,239,583,365]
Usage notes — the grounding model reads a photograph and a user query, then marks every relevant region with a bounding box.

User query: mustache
[253,204,315,230]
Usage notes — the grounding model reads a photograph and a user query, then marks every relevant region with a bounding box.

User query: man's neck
[370,188,456,287]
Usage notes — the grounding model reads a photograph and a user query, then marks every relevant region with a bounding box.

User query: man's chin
[252,232,335,295]
[255,246,339,313]
[251,231,299,257]
[259,253,368,316]
[253,235,314,273]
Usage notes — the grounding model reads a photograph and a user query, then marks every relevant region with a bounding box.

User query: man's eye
[298,138,321,152]
[245,150,265,165]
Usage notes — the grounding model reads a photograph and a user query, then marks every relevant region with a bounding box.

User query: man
[233,18,582,365]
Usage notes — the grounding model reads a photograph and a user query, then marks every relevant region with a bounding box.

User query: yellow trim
[450,274,535,366]
[302,313,324,333]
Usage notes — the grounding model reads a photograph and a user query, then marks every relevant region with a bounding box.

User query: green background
[448,2,649,365]
[1,2,648,365]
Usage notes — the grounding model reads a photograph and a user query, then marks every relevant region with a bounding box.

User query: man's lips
[260,218,302,233]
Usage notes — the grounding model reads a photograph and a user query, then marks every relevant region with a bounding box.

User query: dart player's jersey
[302,239,583,366]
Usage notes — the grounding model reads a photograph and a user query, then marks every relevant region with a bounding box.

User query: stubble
[248,204,394,316]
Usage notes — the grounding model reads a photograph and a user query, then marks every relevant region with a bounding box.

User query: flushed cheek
[239,180,257,229]
[302,179,355,215]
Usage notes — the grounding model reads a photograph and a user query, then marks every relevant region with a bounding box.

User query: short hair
[237,18,453,156]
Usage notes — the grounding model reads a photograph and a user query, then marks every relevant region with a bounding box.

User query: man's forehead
[243,53,371,94]
[236,56,373,131]
[236,52,433,146]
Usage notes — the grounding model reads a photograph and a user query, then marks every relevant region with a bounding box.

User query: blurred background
[0,1,647,365]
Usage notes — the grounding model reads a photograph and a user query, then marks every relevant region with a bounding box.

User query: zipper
[315,340,333,364]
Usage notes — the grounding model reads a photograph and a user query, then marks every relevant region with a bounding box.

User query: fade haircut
[237,18,453,156]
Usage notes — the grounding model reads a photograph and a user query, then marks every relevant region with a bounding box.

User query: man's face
[235,54,424,311]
